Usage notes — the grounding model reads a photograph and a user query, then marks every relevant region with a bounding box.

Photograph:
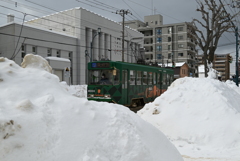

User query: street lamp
[85,49,91,60]
[90,28,101,62]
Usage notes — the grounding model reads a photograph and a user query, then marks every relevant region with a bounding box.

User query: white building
[26,7,143,84]
[0,20,77,85]
[0,8,143,85]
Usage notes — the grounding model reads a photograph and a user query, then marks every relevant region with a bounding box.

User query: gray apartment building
[0,8,143,85]
[125,14,198,77]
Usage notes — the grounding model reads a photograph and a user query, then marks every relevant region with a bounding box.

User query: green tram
[87,61,174,107]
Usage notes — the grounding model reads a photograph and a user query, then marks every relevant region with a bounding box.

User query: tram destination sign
[91,62,110,68]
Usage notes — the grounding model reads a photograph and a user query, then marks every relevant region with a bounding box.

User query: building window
[168,37,172,42]
[178,35,183,40]
[57,50,61,57]
[47,48,52,56]
[21,52,26,58]
[168,53,172,59]
[146,22,148,26]
[32,46,36,53]
[21,45,25,51]
[155,21,157,25]
[168,27,172,34]
[178,53,183,57]
[156,37,162,43]
[21,44,26,59]
[168,45,171,50]
[178,27,183,31]
[68,52,72,60]
[156,28,162,35]
[157,54,162,59]
[178,44,184,48]
[156,45,162,51]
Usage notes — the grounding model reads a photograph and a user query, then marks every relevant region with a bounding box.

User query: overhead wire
[75,0,116,14]
[0,32,142,57]
[1,0,139,38]
[121,0,143,21]
[195,0,235,50]
[0,0,144,60]
[0,0,51,15]
[10,13,26,60]
[128,0,183,23]
[222,0,239,37]
[85,0,119,10]
[0,11,139,57]
[25,0,122,33]
[0,1,129,43]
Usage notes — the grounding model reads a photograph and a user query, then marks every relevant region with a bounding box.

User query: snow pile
[138,77,240,160]
[60,82,87,98]
[207,65,218,79]
[0,56,183,161]
[21,54,52,72]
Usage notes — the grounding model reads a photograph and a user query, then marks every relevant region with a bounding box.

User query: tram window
[122,70,128,89]
[88,69,118,85]
[157,73,161,85]
[162,73,167,85]
[136,71,142,85]
[167,74,170,85]
[153,73,156,85]
[89,70,100,84]
[113,69,120,85]
[169,74,173,84]
[143,71,148,85]
[148,72,153,85]
[130,70,136,85]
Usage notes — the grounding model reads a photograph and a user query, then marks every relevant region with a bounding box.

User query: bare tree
[188,0,238,77]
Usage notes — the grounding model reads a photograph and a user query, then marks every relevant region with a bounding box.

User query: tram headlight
[104,94,110,98]
[88,94,94,98]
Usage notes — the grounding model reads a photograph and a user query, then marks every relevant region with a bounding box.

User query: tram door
[121,70,128,105]
[157,72,162,95]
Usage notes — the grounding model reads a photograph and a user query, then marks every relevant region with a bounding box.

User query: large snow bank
[138,77,240,160]
[60,82,87,98]
[0,56,183,161]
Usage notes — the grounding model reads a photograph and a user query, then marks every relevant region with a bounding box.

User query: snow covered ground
[0,55,183,161]
[65,67,240,161]
[1,54,240,161]
[138,77,240,161]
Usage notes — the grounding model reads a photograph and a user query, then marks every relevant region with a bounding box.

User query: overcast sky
[0,0,238,57]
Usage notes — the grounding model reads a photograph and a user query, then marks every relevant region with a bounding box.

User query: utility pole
[220,0,239,86]
[235,27,239,86]
[116,9,132,62]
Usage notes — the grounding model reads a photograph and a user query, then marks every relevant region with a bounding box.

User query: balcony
[145,51,153,55]
[144,35,154,38]
[187,38,196,45]
[187,47,197,54]
[214,68,226,71]
[144,43,153,47]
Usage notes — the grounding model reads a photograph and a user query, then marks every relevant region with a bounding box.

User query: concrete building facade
[26,8,143,85]
[125,14,198,77]
[0,8,143,85]
[0,22,77,85]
